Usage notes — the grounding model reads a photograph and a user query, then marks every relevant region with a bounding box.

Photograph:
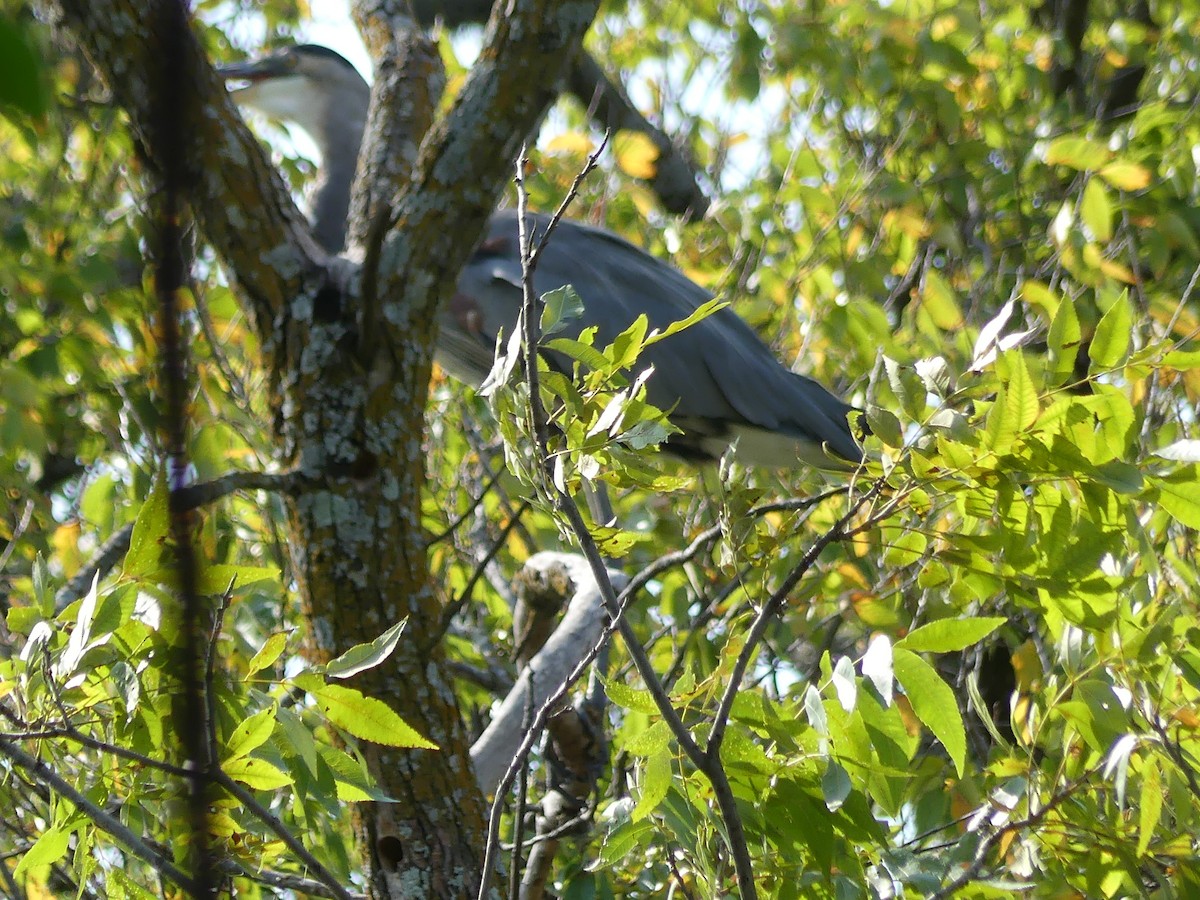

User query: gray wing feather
[446,210,861,464]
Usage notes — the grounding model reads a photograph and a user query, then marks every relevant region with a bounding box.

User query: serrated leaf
[865,405,903,448]
[986,351,1038,454]
[324,619,407,680]
[246,633,288,677]
[897,617,1006,653]
[631,748,671,822]
[307,684,437,749]
[223,755,293,790]
[598,819,655,867]
[893,648,966,775]
[320,744,394,801]
[1090,291,1132,369]
[1151,467,1200,528]
[606,679,663,715]
[224,708,276,760]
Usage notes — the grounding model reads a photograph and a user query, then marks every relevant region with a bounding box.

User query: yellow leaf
[614,131,660,180]
[545,131,595,156]
[1098,258,1137,284]
[1099,161,1152,191]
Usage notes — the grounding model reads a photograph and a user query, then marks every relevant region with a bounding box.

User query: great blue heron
[220,44,863,469]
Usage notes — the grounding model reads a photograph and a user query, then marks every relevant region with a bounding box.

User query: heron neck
[309,104,367,254]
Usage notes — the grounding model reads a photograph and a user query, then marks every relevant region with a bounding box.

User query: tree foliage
[2,0,1199,897]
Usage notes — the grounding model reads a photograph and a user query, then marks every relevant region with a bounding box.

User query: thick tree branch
[409,0,709,217]
[367,0,604,350]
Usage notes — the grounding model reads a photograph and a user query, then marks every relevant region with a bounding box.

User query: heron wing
[449,210,861,464]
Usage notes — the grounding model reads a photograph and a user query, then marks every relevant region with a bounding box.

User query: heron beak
[217,53,295,85]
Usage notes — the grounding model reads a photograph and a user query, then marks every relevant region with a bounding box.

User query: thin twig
[928,766,1100,898]
[705,481,889,762]
[204,579,235,769]
[213,771,353,900]
[0,737,198,894]
[217,858,365,899]
[54,468,303,611]
[508,674,536,900]
[434,498,533,642]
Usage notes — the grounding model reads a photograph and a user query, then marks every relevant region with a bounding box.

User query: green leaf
[0,19,48,121]
[320,744,394,802]
[598,819,655,867]
[606,679,664,715]
[1081,179,1113,242]
[196,563,279,596]
[1150,467,1200,528]
[223,755,293,790]
[306,683,437,749]
[1089,291,1132,369]
[642,298,728,347]
[1138,757,1162,856]
[893,648,966,775]
[324,619,407,680]
[1044,135,1111,171]
[609,315,649,369]
[1099,161,1152,191]
[540,285,585,337]
[821,760,851,812]
[1048,296,1082,382]
[123,472,169,579]
[920,271,964,330]
[223,707,277,760]
[897,617,1006,653]
[986,351,1038,454]
[631,748,672,821]
[13,825,70,879]
[245,632,289,677]
[55,572,100,678]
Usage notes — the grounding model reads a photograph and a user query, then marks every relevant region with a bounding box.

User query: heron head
[219,44,369,148]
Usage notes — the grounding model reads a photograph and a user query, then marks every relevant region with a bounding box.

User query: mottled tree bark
[46,0,601,896]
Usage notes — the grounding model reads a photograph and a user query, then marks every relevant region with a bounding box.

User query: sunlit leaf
[897,617,1006,653]
[893,648,966,775]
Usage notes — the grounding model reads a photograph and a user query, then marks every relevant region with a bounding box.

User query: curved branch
[470,551,625,797]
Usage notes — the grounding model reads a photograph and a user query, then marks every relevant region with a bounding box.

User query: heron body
[221,45,862,469]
